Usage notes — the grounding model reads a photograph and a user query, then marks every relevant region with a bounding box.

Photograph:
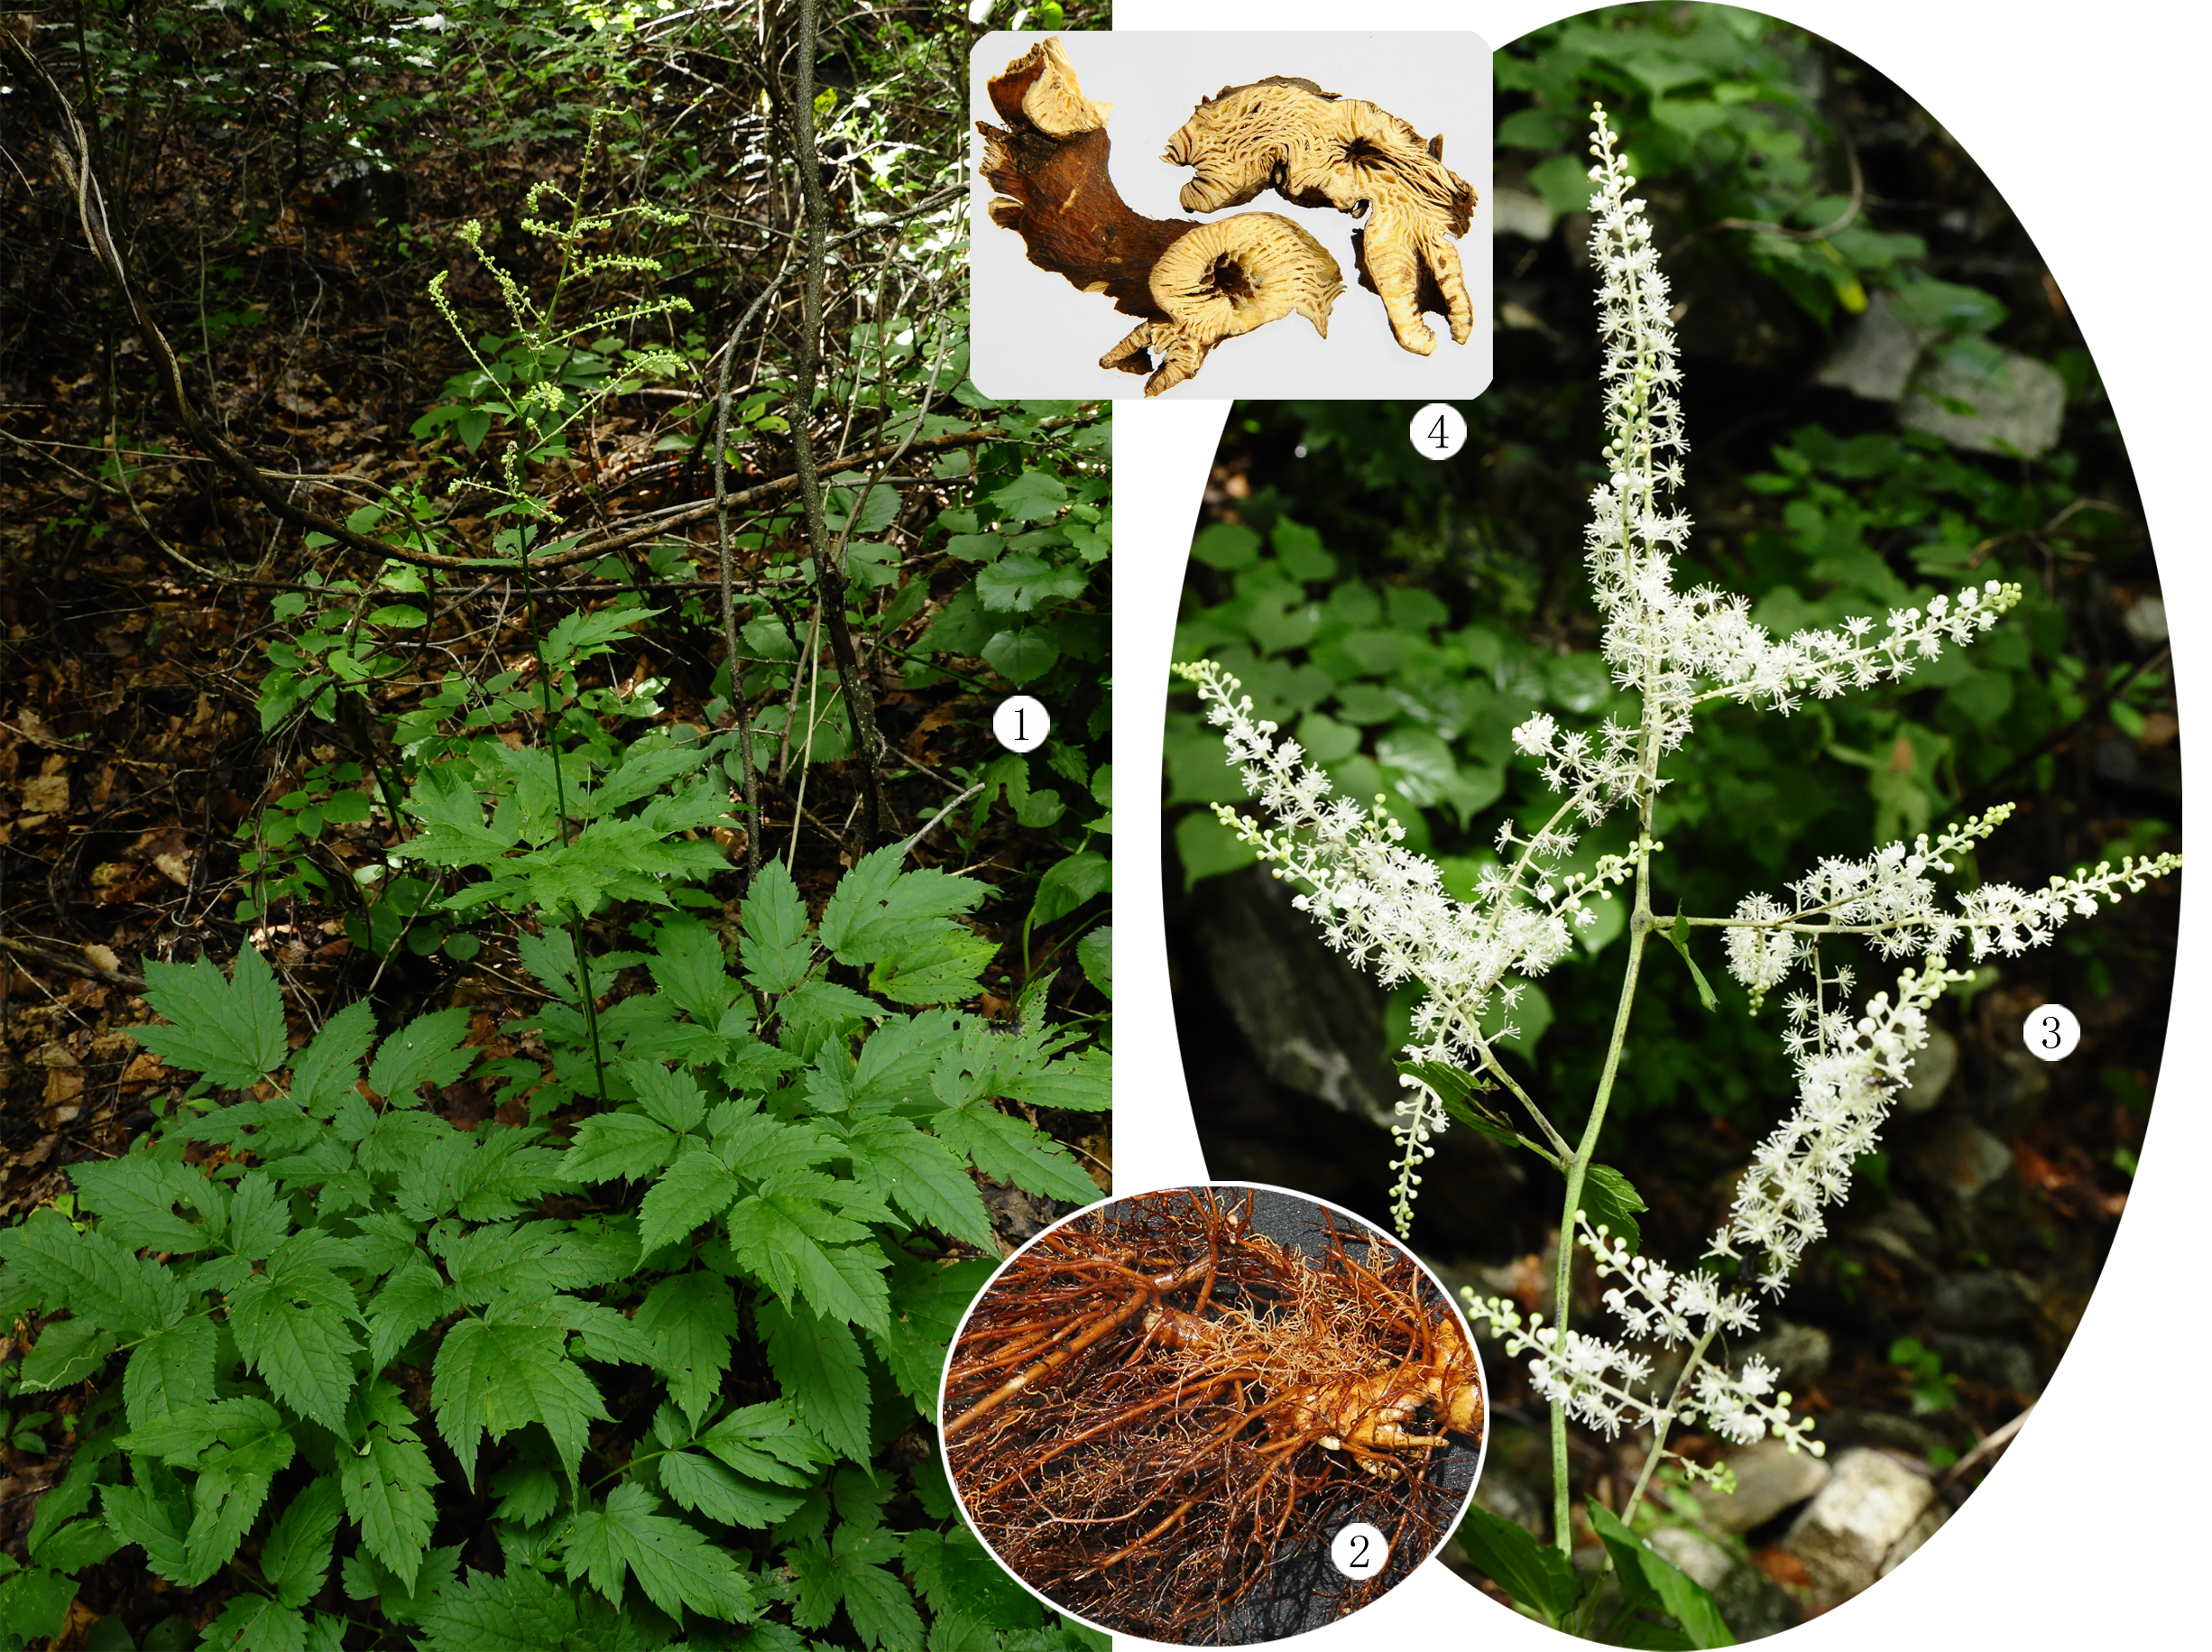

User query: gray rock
[1878,1500,1950,1578]
[1697,1436,1831,1535]
[1899,346,2066,459]
[2124,595,2169,647]
[1909,1118,2014,1205]
[1783,1448,1937,1605]
[1930,1269,2039,1334]
[1741,1321,1832,1390]
[1823,1411,1954,1461]
[1982,1047,2052,1135]
[1192,868,1398,1126]
[1931,1333,2041,1398]
[1850,1197,1940,1273]
[1492,189,1553,241]
[1817,291,1940,401]
[1898,1028,1958,1115]
[1646,1523,1733,1590]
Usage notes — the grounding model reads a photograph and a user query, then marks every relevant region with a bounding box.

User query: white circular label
[992,695,1050,753]
[2023,1003,2080,1063]
[1409,403,1468,461]
[1331,1521,1388,1579]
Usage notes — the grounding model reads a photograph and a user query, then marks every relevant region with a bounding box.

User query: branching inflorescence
[1174,105,2180,1543]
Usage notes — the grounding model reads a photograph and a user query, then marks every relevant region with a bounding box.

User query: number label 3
[2021,1003,2080,1063]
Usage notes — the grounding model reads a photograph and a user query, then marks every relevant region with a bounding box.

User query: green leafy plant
[0,833,1105,1646]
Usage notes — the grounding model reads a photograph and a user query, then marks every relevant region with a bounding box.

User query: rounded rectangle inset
[970,31,1491,402]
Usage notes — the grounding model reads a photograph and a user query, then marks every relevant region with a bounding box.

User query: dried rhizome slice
[1164,76,1476,357]
[978,37,1342,395]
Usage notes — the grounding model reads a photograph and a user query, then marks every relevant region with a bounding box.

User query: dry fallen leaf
[153,852,193,887]
[120,1051,168,1086]
[81,942,120,973]
[19,773,66,814]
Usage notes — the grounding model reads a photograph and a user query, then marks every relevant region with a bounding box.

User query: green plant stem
[1548,733,1664,1556]
[1620,1323,1718,1527]
[513,510,607,1103]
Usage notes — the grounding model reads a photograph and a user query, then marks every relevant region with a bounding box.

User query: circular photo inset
[939,1184,1487,1643]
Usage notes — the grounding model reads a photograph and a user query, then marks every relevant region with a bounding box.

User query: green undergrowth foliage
[0,836,1106,1647]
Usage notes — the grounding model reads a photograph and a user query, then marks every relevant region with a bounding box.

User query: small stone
[1930,1269,2039,1334]
[1983,1047,2052,1134]
[1741,1320,1832,1389]
[1899,346,2066,459]
[1646,1524,1731,1590]
[1492,189,1554,241]
[1698,1436,1831,1535]
[1850,1197,1940,1273]
[2124,595,2169,647]
[1898,1027,1957,1114]
[1817,290,1940,401]
[1931,1333,2041,1398]
[1783,1448,1936,1605]
[1878,1500,1949,1578]
[1910,1119,2014,1205]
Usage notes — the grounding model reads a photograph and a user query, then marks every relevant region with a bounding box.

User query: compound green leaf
[229,1244,361,1430]
[288,1000,379,1116]
[0,1567,79,1646]
[367,1007,475,1105]
[432,1319,606,1489]
[634,1270,738,1426]
[843,1117,996,1251]
[647,918,741,1023]
[657,1449,806,1527]
[626,1061,707,1135]
[123,1312,218,1431]
[132,945,288,1091]
[263,1476,345,1610]
[18,1318,116,1393]
[739,860,813,994]
[564,1481,756,1621]
[558,1111,683,1185]
[757,1300,869,1463]
[637,1144,742,1256]
[341,1424,438,1592]
[201,1592,308,1652]
[0,1208,181,1336]
[365,1257,458,1371]
[70,1155,214,1252]
[819,848,987,967]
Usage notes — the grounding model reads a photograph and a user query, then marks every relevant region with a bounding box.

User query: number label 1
[992,694,1050,753]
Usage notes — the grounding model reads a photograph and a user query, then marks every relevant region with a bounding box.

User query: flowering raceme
[1174,105,2180,1529]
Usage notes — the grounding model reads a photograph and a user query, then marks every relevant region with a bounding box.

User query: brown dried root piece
[1099,214,1341,396]
[978,39,1342,394]
[1164,77,1476,356]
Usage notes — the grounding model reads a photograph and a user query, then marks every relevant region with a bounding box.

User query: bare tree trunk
[788,0,884,848]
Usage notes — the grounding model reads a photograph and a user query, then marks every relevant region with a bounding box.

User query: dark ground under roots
[943,1187,1482,1645]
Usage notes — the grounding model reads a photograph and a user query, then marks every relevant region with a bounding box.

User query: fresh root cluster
[941,1189,1482,1640]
